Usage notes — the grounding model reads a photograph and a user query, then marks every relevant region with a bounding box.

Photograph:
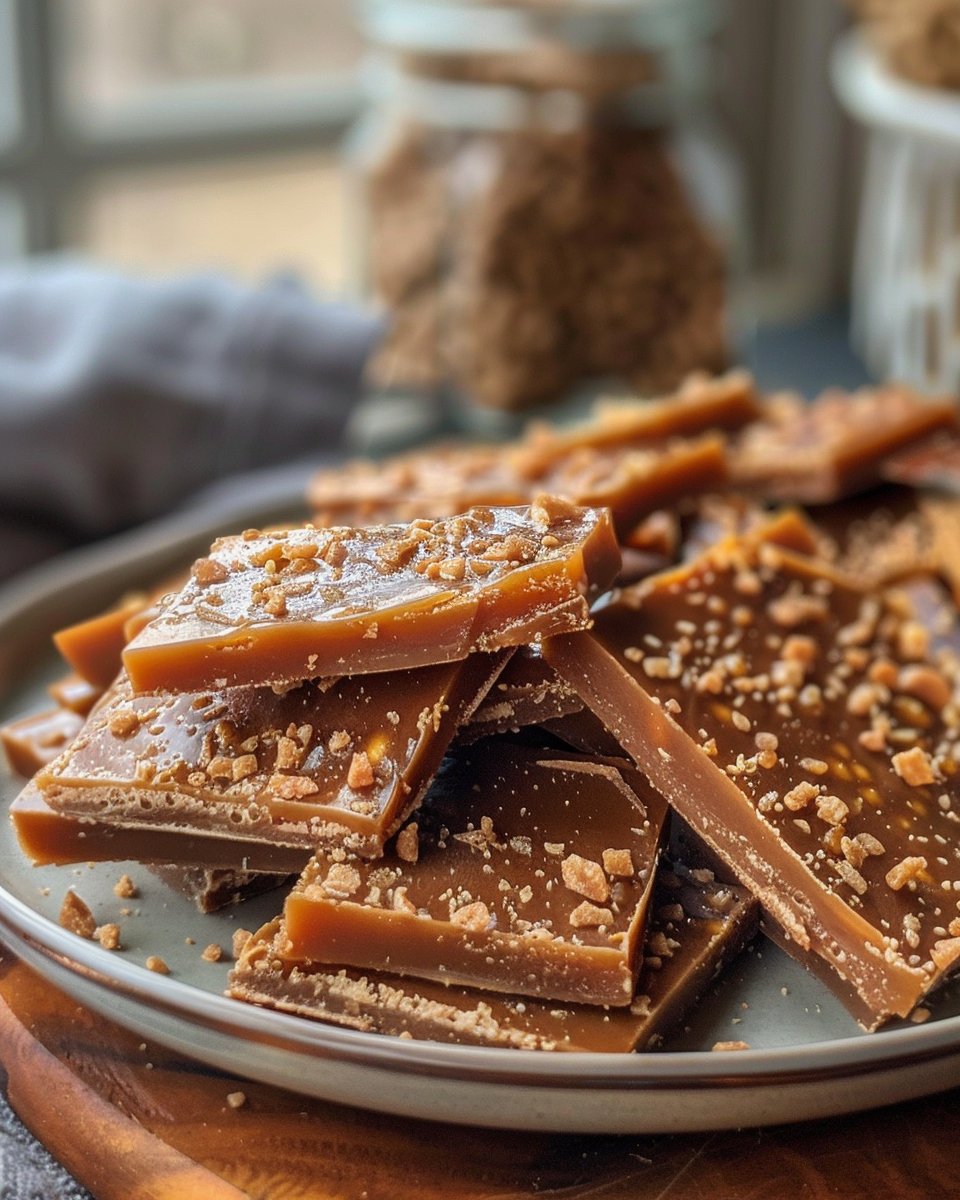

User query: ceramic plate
[1,497,960,1134]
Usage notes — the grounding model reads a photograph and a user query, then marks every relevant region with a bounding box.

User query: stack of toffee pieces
[7,369,960,1047]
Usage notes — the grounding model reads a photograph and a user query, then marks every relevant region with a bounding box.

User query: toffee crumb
[59,890,95,939]
[113,874,138,899]
[96,923,121,951]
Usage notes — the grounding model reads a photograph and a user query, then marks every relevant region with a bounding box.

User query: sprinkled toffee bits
[228,862,759,1052]
[31,654,508,861]
[121,500,621,694]
[278,745,668,1007]
[544,517,960,1028]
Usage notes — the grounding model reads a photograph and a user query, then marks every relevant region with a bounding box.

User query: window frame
[0,0,360,256]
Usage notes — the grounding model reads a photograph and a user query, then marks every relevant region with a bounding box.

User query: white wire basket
[833,31,960,395]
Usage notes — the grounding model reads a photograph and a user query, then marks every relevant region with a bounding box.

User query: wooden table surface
[0,949,958,1199]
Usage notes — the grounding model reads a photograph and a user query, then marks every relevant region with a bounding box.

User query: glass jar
[349,0,745,420]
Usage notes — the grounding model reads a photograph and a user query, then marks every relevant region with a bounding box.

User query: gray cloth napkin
[0,261,380,579]
[0,1090,89,1199]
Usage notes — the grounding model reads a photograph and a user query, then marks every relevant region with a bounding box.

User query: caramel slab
[532,369,760,459]
[883,431,960,493]
[544,531,960,1027]
[540,436,727,539]
[309,371,758,526]
[731,384,957,504]
[1,709,84,778]
[46,674,104,717]
[462,648,583,743]
[281,745,668,1007]
[12,782,309,873]
[229,863,758,1052]
[36,653,507,860]
[123,500,620,694]
[53,594,150,688]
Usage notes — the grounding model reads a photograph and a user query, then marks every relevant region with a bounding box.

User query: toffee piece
[1,708,84,778]
[308,371,758,526]
[280,745,668,1007]
[123,499,620,694]
[12,782,310,873]
[731,384,957,505]
[463,648,583,743]
[538,436,727,539]
[883,431,960,494]
[544,528,960,1027]
[229,863,758,1052]
[46,674,104,717]
[53,593,150,688]
[36,653,508,860]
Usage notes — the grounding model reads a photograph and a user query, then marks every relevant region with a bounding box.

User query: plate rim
[1,493,960,1096]
[1,880,959,1089]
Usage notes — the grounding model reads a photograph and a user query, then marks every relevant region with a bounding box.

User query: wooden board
[0,948,959,1199]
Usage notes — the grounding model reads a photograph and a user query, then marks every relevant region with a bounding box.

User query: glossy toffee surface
[545,528,960,1024]
[123,500,620,693]
[280,745,668,1006]
[231,863,757,1052]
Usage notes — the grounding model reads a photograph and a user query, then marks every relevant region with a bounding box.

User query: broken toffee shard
[308,370,759,528]
[1,708,85,778]
[543,526,960,1028]
[229,863,758,1051]
[12,782,309,873]
[730,384,957,505]
[122,498,620,695]
[31,652,508,862]
[276,745,668,1007]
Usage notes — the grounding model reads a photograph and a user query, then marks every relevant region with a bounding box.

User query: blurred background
[1,0,958,572]
[0,0,859,315]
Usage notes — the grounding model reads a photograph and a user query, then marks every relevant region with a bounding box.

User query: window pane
[0,0,21,152]
[58,0,362,123]
[68,151,350,291]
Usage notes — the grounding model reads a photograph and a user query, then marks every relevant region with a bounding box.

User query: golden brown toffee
[36,653,508,859]
[12,782,309,873]
[309,438,726,541]
[463,647,583,742]
[883,430,960,493]
[1,709,85,778]
[122,499,620,694]
[732,385,957,504]
[46,674,104,717]
[53,594,151,688]
[229,863,757,1051]
[544,529,960,1025]
[280,745,668,1006]
[308,371,758,527]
